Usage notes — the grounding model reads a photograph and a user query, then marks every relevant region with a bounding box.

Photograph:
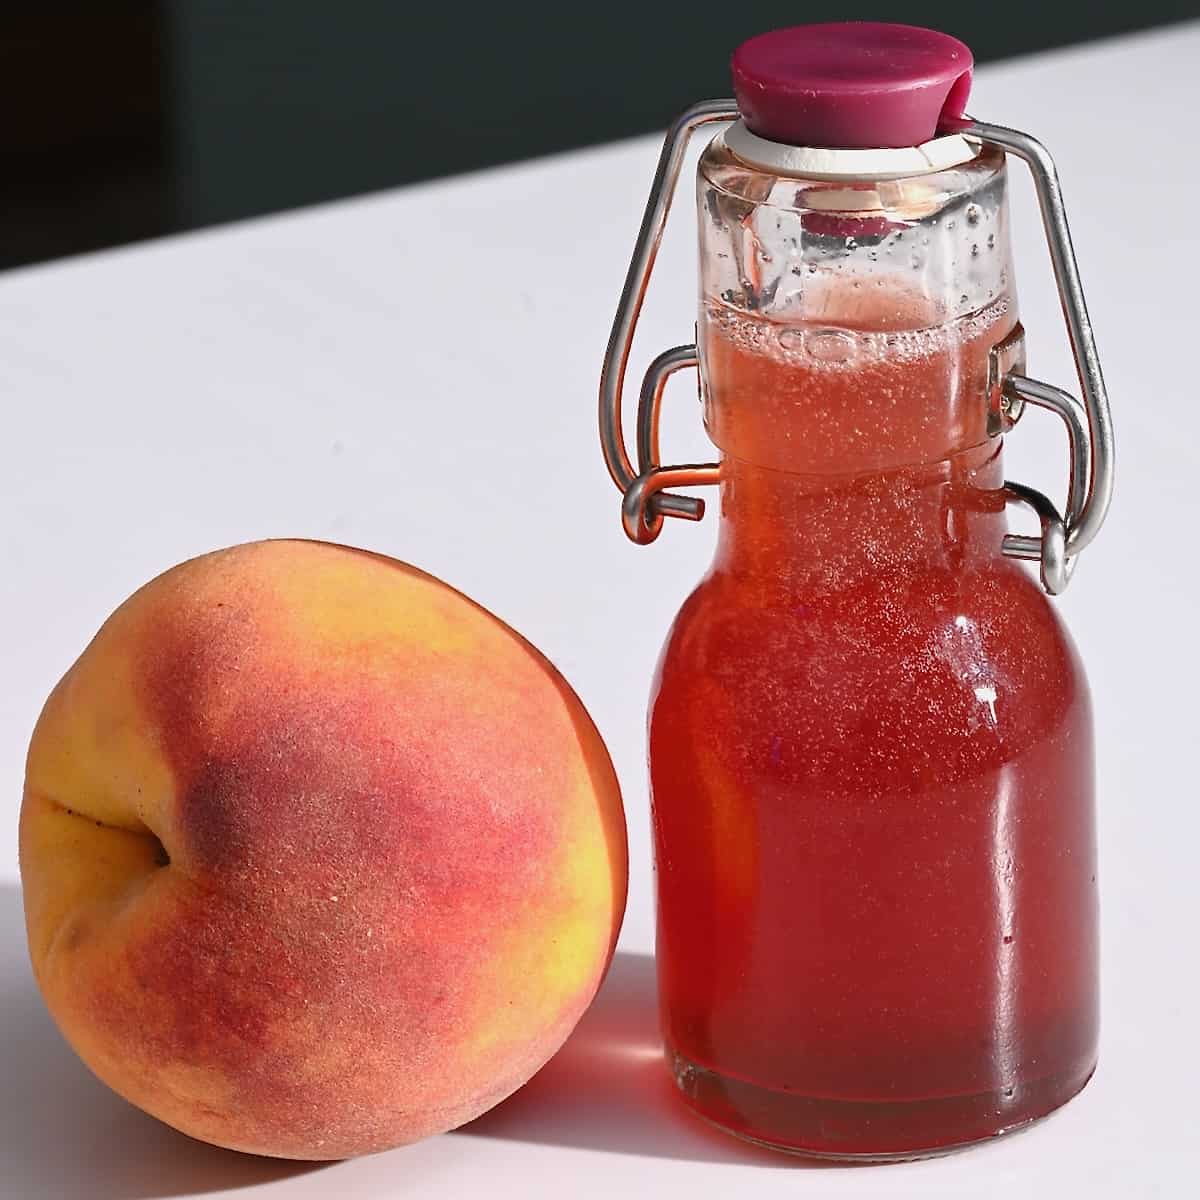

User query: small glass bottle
[599,23,1114,1160]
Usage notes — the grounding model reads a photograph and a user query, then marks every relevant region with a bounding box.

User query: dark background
[3,1,1198,271]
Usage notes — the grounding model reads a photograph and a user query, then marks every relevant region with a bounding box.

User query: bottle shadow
[460,950,818,1167]
[0,882,328,1199]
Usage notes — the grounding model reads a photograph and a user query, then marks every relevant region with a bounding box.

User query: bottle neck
[693,132,1019,596]
[699,289,1019,595]
[713,441,1007,594]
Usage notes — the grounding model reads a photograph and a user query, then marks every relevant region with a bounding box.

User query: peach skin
[19,539,627,1158]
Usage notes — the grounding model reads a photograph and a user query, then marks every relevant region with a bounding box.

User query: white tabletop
[2,23,1197,1199]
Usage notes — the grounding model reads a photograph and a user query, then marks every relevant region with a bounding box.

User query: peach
[19,540,626,1158]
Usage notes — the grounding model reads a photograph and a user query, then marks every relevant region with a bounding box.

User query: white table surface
[2,23,1197,1199]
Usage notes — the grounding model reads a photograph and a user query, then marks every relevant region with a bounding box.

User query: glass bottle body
[648,137,1098,1158]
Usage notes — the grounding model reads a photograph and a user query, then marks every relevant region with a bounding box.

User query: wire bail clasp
[958,119,1115,594]
[599,108,1115,593]
[598,100,738,545]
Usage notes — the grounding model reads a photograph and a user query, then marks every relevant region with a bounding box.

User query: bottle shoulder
[652,560,1090,760]
[662,560,1071,650]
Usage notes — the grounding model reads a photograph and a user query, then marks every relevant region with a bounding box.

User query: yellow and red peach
[19,539,626,1158]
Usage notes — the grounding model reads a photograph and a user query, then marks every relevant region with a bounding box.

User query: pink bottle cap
[732,22,973,150]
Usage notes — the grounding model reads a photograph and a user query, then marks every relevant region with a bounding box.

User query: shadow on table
[461,950,816,1166]
[4,877,817,1179]
[0,882,327,1199]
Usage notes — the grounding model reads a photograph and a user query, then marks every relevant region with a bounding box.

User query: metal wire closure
[600,106,1115,592]
[599,100,738,544]
[957,118,1115,593]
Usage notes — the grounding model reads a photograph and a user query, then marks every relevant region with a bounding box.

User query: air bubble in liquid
[804,329,857,364]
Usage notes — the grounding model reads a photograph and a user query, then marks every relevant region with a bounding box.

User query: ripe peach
[19,540,626,1158]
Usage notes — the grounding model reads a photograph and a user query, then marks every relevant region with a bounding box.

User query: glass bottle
[599,23,1114,1160]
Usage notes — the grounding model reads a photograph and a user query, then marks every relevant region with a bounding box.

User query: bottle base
[669,1048,1096,1162]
